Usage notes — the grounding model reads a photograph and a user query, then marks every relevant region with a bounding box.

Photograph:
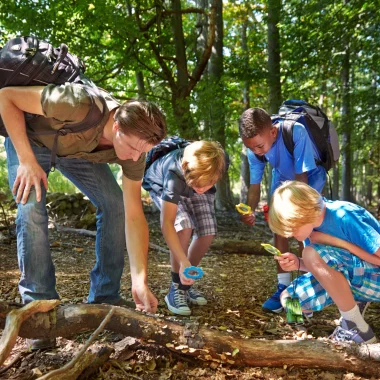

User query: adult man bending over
[0,83,167,348]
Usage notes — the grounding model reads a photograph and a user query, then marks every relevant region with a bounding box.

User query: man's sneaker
[330,319,377,344]
[262,283,288,313]
[187,287,207,306]
[358,302,371,319]
[26,338,56,351]
[165,283,191,316]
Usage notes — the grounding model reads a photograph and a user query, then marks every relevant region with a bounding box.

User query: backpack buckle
[58,129,68,136]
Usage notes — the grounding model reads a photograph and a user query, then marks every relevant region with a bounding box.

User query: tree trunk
[208,0,234,210]
[267,0,282,115]
[1,302,380,377]
[340,24,352,201]
[240,18,251,203]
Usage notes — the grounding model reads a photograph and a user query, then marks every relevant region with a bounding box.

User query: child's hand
[240,212,256,226]
[179,260,196,286]
[274,252,299,271]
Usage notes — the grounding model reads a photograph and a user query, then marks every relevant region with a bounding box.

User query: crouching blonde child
[143,140,228,315]
[268,181,380,343]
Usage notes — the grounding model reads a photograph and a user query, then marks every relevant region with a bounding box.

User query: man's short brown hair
[115,100,167,145]
[238,107,272,139]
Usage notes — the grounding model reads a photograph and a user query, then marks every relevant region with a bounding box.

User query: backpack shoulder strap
[281,118,297,155]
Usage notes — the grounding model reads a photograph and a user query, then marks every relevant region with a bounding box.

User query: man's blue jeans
[5,138,126,304]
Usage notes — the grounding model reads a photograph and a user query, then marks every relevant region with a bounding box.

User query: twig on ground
[39,307,116,380]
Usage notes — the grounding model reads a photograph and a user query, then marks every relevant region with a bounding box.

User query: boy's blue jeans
[5,138,126,304]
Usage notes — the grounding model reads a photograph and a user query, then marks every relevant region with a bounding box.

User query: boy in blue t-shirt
[238,108,326,313]
[269,181,380,344]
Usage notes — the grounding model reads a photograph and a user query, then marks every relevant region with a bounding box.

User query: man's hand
[13,161,48,204]
[240,212,256,226]
[132,283,158,313]
[275,252,299,271]
[179,260,195,286]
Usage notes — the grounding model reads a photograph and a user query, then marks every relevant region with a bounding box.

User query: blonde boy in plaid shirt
[269,181,380,344]
[143,140,227,315]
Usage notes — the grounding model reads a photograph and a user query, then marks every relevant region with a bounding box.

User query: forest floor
[1,208,380,379]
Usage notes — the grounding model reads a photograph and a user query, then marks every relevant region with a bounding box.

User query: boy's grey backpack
[258,100,340,172]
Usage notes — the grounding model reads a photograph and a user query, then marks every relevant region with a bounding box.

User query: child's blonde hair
[268,181,324,237]
[182,141,226,188]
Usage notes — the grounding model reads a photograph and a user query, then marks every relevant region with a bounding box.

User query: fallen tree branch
[78,346,114,380]
[54,225,274,256]
[0,351,24,375]
[39,307,115,380]
[0,300,60,366]
[55,224,170,254]
[0,302,380,377]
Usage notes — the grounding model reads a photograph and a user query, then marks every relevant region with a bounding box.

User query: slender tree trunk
[208,0,234,210]
[341,42,352,202]
[366,68,377,206]
[267,0,282,198]
[135,71,146,100]
[240,18,250,203]
[171,0,196,138]
[267,0,282,115]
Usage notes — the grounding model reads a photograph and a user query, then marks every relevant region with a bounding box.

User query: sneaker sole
[188,298,207,306]
[165,295,191,316]
[262,306,283,314]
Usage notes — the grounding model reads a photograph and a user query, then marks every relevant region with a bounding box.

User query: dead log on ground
[55,225,275,256]
[55,225,171,254]
[210,239,272,255]
[1,302,380,376]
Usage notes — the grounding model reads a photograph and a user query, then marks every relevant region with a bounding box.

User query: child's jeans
[5,138,126,304]
[287,243,380,311]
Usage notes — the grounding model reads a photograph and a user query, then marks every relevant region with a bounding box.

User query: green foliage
[1,1,379,202]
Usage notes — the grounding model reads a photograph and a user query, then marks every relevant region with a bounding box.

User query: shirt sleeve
[341,212,380,254]
[292,123,318,174]
[247,148,266,184]
[41,83,92,123]
[120,153,146,181]
[161,170,187,204]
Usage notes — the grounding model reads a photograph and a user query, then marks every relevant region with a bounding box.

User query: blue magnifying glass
[183,266,204,280]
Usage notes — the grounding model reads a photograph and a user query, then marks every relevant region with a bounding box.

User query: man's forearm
[125,213,149,284]
[0,87,43,163]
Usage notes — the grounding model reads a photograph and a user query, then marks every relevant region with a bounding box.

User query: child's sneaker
[187,287,207,306]
[165,283,191,316]
[330,319,377,344]
[262,283,287,313]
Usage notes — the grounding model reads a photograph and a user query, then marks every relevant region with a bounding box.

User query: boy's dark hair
[115,99,167,145]
[238,107,272,139]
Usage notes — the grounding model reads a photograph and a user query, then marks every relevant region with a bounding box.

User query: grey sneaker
[330,319,377,344]
[187,287,207,306]
[26,338,56,351]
